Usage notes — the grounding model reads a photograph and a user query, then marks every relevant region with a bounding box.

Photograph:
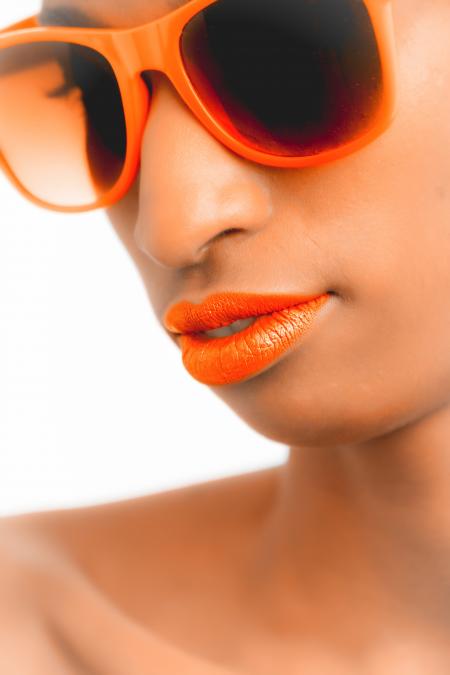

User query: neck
[250,403,450,657]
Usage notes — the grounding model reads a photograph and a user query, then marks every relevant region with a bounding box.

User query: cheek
[330,1,450,360]
[342,2,450,372]
[208,9,450,447]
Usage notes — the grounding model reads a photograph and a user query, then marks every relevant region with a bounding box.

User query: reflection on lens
[181,0,383,156]
[0,41,126,207]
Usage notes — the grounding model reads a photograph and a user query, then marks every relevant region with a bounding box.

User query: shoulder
[0,467,281,623]
[0,469,280,671]
[0,519,91,673]
[0,466,280,568]
[0,518,238,675]
[0,517,67,606]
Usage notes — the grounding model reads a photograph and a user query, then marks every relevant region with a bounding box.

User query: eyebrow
[38,1,191,28]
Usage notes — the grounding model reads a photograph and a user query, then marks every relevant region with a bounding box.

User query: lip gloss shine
[172,293,331,386]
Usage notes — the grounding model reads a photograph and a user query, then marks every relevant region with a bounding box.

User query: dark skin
[2,0,450,672]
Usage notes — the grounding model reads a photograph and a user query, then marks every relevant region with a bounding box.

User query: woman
[1,0,450,672]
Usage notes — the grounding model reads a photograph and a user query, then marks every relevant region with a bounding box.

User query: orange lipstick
[163,291,331,386]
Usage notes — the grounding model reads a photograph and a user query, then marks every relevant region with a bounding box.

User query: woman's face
[43,0,450,447]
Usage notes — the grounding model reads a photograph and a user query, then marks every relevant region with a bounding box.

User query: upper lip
[163,290,331,335]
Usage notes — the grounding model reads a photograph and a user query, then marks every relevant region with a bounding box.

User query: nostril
[194,228,244,263]
[215,227,242,240]
[200,227,243,250]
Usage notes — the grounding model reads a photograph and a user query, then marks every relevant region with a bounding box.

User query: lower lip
[177,293,331,386]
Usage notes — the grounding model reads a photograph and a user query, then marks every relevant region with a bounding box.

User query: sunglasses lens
[0,41,126,208]
[181,0,383,157]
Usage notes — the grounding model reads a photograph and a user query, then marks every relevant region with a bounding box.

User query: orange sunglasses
[0,0,397,213]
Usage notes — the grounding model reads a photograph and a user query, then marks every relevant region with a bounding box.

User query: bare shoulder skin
[0,469,280,674]
[4,0,450,672]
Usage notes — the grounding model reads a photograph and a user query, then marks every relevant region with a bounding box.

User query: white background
[0,3,286,516]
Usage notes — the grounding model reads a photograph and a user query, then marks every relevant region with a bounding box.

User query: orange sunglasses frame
[0,0,398,213]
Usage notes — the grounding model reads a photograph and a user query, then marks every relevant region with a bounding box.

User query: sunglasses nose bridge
[118,23,165,76]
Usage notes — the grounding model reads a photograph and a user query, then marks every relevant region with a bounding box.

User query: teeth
[203,316,258,338]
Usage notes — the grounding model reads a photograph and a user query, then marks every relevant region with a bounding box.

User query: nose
[133,72,274,269]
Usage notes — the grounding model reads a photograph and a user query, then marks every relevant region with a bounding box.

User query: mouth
[163,290,333,386]
[200,315,259,338]
[163,290,332,336]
